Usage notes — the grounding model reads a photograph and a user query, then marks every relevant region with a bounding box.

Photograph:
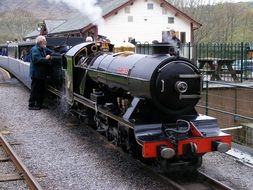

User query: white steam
[48,0,104,27]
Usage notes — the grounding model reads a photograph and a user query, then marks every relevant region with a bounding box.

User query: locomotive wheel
[118,127,142,159]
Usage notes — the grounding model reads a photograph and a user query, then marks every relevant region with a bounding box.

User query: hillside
[0,0,74,19]
[0,0,76,43]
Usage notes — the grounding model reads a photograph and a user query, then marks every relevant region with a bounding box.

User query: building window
[168,17,174,24]
[125,6,130,13]
[162,8,167,15]
[128,16,133,22]
[147,3,153,10]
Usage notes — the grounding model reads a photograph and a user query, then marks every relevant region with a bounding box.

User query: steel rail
[167,170,234,190]
[0,133,43,190]
[197,170,234,190]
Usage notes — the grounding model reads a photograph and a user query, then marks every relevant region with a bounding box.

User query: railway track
[136,160,234,190]
[163,170,234,190]
[0,133,43,190]
[136,155,234,190]
[72,120,234,190]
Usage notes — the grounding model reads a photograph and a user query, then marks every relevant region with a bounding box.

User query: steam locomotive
[0,39,231,171]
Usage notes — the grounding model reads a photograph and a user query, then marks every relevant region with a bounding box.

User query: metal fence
[197,80,253,148]
[135,42,253,82]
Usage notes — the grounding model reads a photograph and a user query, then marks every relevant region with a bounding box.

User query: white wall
[98,0,192,44]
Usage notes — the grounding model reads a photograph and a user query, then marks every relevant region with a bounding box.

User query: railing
[135,42,253,82]
[196,42,253,82]
[198,80,253,147]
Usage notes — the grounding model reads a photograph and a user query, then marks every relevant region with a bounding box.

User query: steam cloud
[48,0,104,27]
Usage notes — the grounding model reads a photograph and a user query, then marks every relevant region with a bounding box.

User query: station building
[25,0,201,44]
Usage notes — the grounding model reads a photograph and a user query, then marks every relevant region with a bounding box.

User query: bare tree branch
[1,8,37,41]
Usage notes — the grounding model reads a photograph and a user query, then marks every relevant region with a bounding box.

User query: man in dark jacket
[28,35,52,110]
[169,29,181,56]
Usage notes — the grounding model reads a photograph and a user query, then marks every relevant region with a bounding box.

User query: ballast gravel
[0,82,171,190]
[0,80,252,190]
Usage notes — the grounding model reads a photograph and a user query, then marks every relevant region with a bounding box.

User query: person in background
[168,29,181,56]
[128,37,136,45]
[28,35,52,110]
[20,48,30,62]
[162,31,172,43]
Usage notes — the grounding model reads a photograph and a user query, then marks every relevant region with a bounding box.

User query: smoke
[48,0,104,27]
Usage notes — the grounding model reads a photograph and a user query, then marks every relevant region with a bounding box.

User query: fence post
[240,42,244,82]
[194,43,198,64]
[234,87,238,121]
[205,81,209,115]
[188,42,191,60]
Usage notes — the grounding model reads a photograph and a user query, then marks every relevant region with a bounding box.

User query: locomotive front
[150,57,202,115]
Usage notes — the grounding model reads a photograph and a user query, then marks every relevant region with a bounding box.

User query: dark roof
[44,19,66,33]
[49,0,130,34]
[49,13,92,34]
[102,0,130,16]
[24,19,66,39]
[24,30,40,39]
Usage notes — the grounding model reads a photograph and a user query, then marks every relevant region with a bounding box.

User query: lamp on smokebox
[101,41,109,52]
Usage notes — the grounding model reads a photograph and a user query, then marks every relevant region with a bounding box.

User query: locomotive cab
[64,42,114,105]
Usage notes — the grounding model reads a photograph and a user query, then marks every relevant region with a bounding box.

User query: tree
[0,8,37,42]
[166,0,253,43]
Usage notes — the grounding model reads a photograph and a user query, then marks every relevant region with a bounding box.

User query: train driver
[28,35,52,110]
